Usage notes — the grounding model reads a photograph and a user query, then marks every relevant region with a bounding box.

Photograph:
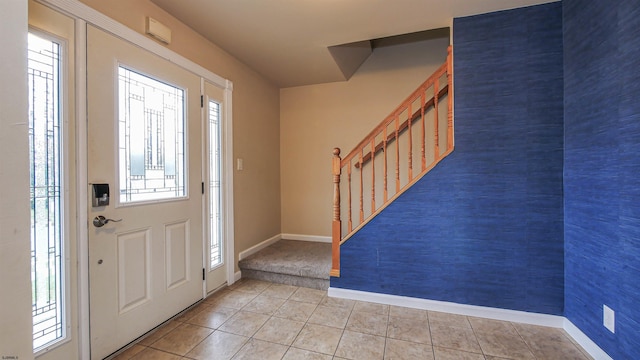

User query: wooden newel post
[331,148,342,277]
[447,45,454,151]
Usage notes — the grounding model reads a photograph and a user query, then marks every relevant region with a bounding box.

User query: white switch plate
[603,304,615,333]
[237,158,244,171]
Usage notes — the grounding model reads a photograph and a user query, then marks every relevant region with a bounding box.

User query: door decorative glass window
[118,66,186,203]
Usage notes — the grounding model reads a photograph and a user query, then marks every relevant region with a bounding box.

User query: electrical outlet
[603,304,615,333]
[237,158,244,171]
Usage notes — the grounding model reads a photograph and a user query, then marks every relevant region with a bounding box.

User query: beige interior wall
[280,37,450,236]
[79,0,281,269]
[0,1,34,359]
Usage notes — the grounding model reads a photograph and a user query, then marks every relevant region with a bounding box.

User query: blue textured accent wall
[331,3,565,315]
[564,0,640,358]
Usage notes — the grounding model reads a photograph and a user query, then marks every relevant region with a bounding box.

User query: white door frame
[37,1,235,358]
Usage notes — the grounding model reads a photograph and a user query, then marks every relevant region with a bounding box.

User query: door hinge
[203,268,205,281]
[201,95,204,108]
[202,182,205,194]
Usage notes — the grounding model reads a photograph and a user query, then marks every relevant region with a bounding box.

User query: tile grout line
[427,310,436,360]
[383,305,389,360]
[512,320,538,359]
[467,315,487,358]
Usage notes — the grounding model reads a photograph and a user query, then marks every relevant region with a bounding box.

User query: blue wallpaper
[331,2,565,315]
[564,0,640,358]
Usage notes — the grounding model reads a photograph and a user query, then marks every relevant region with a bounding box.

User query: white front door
[87,25,204,359]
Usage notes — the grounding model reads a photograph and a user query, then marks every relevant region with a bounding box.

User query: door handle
[92,215,122,228]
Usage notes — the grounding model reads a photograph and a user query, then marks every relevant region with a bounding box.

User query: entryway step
[238,239,331,290]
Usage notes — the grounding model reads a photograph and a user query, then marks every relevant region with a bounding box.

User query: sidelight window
[28,32,66,351]
[208,100,222,269]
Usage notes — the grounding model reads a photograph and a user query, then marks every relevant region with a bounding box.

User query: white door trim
[37,1,235,358]
[38,0,231,89]
[74,17,90,360]
[222,86,235,291]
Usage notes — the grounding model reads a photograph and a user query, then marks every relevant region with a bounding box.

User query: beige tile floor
[110,279,592,360]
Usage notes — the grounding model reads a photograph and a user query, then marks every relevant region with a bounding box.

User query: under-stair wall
[331,2,564,315]
[281,37,450,236]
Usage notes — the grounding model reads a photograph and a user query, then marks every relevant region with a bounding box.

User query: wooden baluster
[370,138,375,212]
[395,115,400,193]
[421,92,426,171]
[447,46,454,151]
[433,79,440,160]
[359,148,364,224]
[347,160,352,233]
[407,103,413,181]
[383,127,388,202]
[331,148,341,277]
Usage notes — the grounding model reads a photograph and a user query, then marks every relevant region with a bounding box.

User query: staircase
[331,46,454,277]
[238,47,453,288]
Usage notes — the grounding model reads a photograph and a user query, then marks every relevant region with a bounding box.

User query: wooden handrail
[340,60,448,168]
[447,46,454,150]
[331,46,453,277]
[354,85,449,169]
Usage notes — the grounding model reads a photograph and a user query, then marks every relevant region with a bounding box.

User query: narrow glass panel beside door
[208,100,222,270]
[28,32,65,351]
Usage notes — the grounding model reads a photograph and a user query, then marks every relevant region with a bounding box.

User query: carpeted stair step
[238,239,331,290]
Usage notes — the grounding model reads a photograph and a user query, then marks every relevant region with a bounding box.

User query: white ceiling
[150,0,558,88]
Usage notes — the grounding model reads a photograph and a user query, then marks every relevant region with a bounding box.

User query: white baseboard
[329,287,612,360]
[282,233,331,243]
[238,233,282,261]
[328,287,564,328]
[233,271,242,283]
[564,319,613,360]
